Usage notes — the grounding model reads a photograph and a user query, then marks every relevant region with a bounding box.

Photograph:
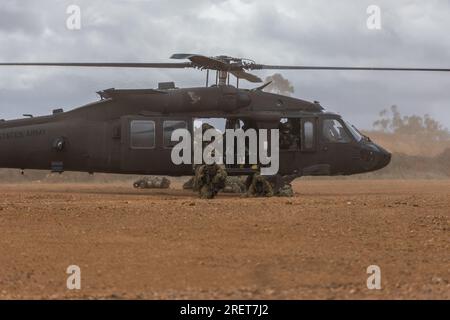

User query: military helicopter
[0,54,449,196]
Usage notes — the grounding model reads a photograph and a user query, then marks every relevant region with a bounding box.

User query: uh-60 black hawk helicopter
[0,54,449,197]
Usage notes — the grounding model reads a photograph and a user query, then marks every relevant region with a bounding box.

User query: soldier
[276,183,294,197]
[269,173,296,197]
[189,122,218,191]
[191,122,228,198]
[194,163,227,199]
[201,122,216,146]
[133,176,171,189]
[279,121,296,149]
[222,176,247,194]
[246,174,274,197]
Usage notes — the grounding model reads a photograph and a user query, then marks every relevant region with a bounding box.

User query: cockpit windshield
[344,121,363,142]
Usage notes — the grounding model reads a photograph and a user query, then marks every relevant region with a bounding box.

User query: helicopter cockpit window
[344,121,363,142]
[163,120,187,147]
[130,120,155,149]
[322,119,351,143]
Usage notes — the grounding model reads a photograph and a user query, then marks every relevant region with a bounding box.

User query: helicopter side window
[303,121,314,149]
[163,120,187,147]
[130,120,155,149]
[322,119,351,143]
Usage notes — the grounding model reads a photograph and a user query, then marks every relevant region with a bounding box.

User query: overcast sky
[0,0,449,129]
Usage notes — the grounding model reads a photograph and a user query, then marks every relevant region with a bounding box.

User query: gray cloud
[0,0,449,129]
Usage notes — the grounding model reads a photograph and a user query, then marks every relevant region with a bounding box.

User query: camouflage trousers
[247,174,295,197]
[246,174,274,197]
[193,164,227,199]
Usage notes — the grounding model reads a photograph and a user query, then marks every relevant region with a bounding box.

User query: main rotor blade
[253,65,450,72]
[0,62,192,68]
[170,53,200,60]
[230,70,263,83]
[171,53,229,70]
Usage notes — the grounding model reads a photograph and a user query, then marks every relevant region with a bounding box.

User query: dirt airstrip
[0,179,448,299]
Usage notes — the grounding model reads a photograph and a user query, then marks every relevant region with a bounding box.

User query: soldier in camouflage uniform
[268,174,296,197]
[279,121,296,150]
[133,176,171,189]
[185,175,246,194]
[189,122,229,199]
[193,163,227,199]
[276,183,294,197]
[246,174,274,197]
[222,176,246,194]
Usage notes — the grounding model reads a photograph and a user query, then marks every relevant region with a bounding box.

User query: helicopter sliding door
[278,118,302,174]
[158,117,193,176]
[121,116,159,174]
[277,117,323,175]
[120,116,193,175]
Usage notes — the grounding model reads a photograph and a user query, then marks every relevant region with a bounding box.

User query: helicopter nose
[360,144,391,172]
[380,150,391,168]
[375,147,391,170]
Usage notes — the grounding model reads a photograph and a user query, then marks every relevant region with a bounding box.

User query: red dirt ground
[0,179,448,299]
